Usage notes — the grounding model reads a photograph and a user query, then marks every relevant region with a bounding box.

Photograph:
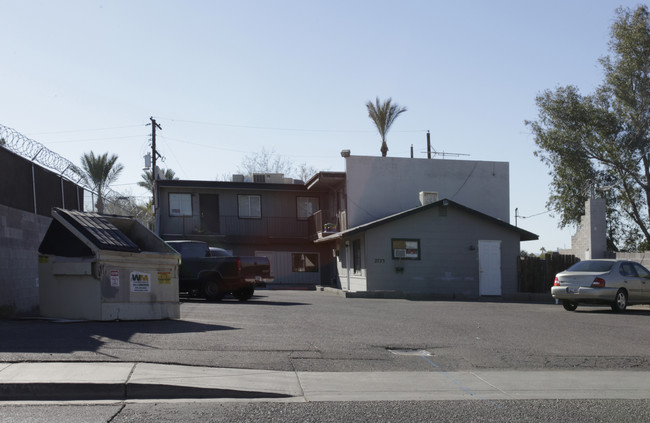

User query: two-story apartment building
[156,172,345,287]
[157,154,537,297]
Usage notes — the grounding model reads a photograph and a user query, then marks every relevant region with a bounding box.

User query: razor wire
[0,123,153,225]
[0,123,84,183]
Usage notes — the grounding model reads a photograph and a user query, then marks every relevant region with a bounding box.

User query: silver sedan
[551,259,650,312]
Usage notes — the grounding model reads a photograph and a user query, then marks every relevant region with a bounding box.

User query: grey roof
[315,199,538,243]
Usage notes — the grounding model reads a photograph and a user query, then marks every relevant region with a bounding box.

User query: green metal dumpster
[38,208,180,320]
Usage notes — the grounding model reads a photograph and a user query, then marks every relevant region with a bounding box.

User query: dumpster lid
[43,208,140,254]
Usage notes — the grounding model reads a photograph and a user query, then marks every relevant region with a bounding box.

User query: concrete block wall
[560,198,607,260]
[0,204,51,315]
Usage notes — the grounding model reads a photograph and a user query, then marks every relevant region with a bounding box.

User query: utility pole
[427,130,431,159]
[150,117,162,182]
[148,117,162,231]
[515,208,519,227]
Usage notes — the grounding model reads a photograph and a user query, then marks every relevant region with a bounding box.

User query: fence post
[31,163,37,214]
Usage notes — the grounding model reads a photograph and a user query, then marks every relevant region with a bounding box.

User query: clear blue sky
[1,0,643,254]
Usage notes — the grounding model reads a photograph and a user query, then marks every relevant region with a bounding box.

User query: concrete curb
[316,286,553,303]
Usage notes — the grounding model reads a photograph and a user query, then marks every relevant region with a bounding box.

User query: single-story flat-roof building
[316,198,538,298]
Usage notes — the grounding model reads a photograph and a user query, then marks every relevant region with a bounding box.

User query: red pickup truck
[166,240,273,301]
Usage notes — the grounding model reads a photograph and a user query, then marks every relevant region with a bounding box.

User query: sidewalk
[1,362,649,402]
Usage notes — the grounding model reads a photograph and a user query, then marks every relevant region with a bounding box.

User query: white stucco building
[343,155,510,228]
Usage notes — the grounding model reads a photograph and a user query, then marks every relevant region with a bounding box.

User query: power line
[157,116,426,134]
[520,210,550,219]
[40,135,144,144]
[515,208,550,226]
[26,124,144,135]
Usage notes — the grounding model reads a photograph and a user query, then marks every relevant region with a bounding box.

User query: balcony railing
[308,210,340,239]
[162,214,309,239]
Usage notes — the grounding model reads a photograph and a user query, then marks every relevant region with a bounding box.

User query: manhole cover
[387,348,432,357]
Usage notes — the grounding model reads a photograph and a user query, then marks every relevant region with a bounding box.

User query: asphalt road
[2,400,650,423]
[2,290,650,372]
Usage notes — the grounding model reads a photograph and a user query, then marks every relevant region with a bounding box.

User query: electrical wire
[25,124,144,135]
[519,210,550,219]
[157,116,426,134]
[40,135,144,144]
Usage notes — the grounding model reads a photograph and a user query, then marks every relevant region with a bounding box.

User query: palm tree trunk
[380,140,388,157]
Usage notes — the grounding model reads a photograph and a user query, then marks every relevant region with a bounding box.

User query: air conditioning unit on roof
[419,191,438,206]
[253,173,285,184]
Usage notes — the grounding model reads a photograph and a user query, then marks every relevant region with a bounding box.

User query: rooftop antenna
[422,131,469,159]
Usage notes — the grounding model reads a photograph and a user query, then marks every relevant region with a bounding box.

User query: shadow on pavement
[180,295,311,307]
[0,382,291,401]
[0,318,236,354]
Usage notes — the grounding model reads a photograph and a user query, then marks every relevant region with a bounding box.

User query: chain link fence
[0,123,153,228]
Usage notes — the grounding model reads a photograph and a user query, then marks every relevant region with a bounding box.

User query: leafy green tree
[366,97,407,157]
[526,6,650,250]
[78,151,124,214]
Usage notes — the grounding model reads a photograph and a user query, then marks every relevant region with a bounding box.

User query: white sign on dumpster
[130,272,151,292]
[110,270,120,287]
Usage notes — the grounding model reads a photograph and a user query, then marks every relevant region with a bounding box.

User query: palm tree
[365,97,408,157]
[138,168,177,196]
[138,168,178,216]
[78,151,124,213]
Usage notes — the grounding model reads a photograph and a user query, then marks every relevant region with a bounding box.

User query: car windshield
[566,260,615,272]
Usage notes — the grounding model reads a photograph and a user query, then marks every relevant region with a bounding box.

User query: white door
[479,240,502,296]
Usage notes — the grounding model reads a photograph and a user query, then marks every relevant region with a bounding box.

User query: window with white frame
[297,196,319,219]
[169,193,192,216]
[391,238,420,260]
[292,253,319,273]
[238,194,261,218]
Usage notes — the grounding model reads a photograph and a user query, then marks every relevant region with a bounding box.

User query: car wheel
[562,300,578,311]
[233,287,254,301]
[203,279,225,302]
[611,289,628,313]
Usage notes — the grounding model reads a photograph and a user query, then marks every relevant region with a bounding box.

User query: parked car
[551,259,650,312]
[166,240,272,301]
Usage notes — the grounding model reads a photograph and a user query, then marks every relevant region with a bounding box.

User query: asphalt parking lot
[2,289,650,372]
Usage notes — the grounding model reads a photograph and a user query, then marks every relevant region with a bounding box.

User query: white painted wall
[344,156,509,228]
